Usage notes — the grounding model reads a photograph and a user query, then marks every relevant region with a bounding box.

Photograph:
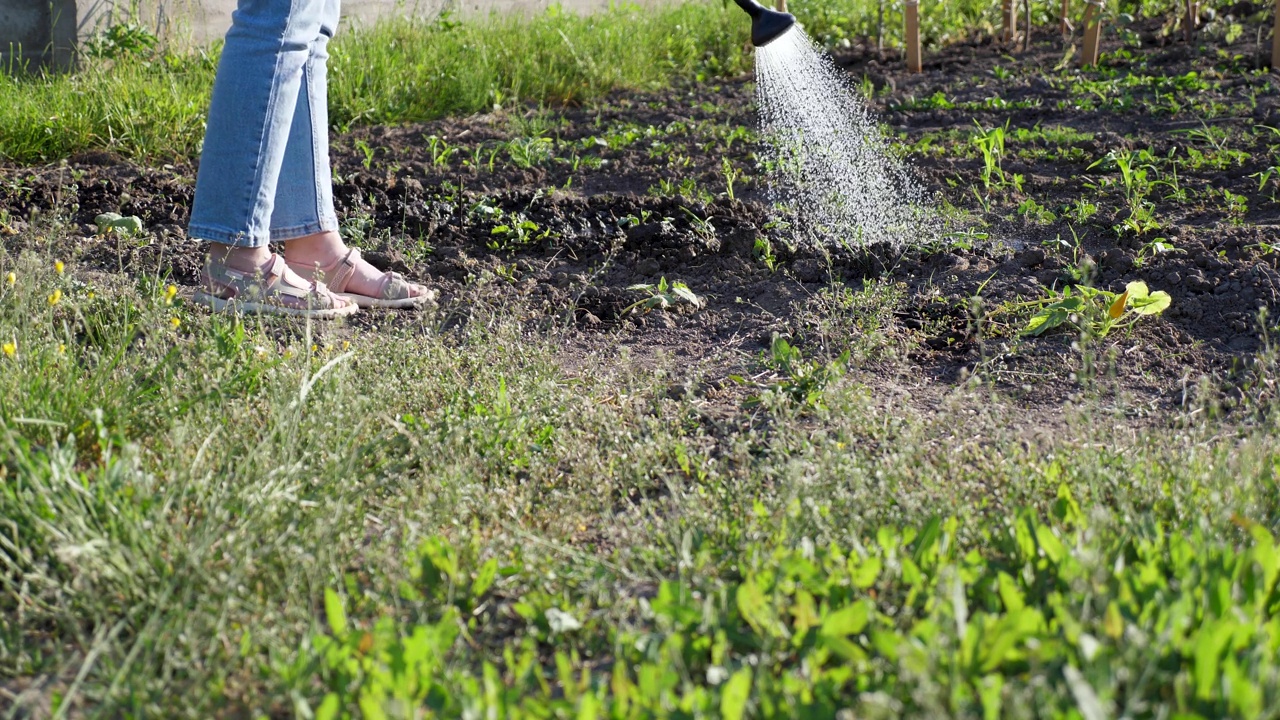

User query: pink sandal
[286,247,436,310]
[193,254,358,319]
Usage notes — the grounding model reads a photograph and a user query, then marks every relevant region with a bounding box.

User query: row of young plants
[289,494,1280,718]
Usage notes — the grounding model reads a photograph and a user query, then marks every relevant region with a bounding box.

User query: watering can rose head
[731,0,796,47]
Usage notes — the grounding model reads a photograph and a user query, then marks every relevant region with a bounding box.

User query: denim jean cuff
[270,216,339,242]
[188,224,271,248]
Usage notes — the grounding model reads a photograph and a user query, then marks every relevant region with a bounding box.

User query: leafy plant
[763,336,846,408]
[93,212,144,237]
[971,120,1008,190]
[622,277,703,315]
[489,217,554,250]
[1020,281,1171,338]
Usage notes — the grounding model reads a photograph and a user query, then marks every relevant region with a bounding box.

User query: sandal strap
[202,254,341,310]
[377,272,414,301]
[297,247,360,294]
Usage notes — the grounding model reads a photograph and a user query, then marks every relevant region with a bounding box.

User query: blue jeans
[189,0,341,248]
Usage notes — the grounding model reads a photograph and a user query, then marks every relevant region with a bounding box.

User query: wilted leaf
[1108,290,1129,319]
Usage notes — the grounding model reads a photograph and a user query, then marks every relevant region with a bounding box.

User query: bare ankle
[284,231,345,261]
[208,244,272,274]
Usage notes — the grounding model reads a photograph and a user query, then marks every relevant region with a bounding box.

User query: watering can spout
[731,0,796,47]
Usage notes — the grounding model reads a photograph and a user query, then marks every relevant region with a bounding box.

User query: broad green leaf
[314,693,340,720]
[1194,619,1234,699]
[577,691,601,720]
[997,572,1024,612]
[1035,525,1066,564]
[472,558,499,599]
[852,556,882,589]
[979,674,1004,720]
[1025,306,1069,336]
[672,283,704,308]
[324,588,347,636]
[721,667,752,720]
[359,694,388,720]
[1131,290,1171,315]
[1125,280,1151,300]
[1103,601,1123,639]
[736,578,788,639]
[821,599,871,638]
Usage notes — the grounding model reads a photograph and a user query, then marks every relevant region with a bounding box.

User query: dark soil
[5,18,1280,416]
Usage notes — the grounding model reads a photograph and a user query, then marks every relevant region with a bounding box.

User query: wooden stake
[1061,0,1070,38]
[1003,0,1017,44]
[1024,0,1032,51]
[1183,0,1196,42]
[777,0,787,12]
[906,0,923,72]
[1081,1,1102,67]
[1272,0,1280,71]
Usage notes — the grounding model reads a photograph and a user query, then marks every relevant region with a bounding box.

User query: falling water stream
[754,28,937,250]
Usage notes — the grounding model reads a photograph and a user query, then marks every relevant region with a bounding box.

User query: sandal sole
[194,291,359,319]
[339,290,438,310]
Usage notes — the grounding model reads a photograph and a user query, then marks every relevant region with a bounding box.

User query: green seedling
[1089,150,1160,236]
[753,237,778,271]
[722,158,743,201]
[1134,237,1178,267]
[1017,281,1171,339]
[425,135,456,167]
[489,218,553,250]
[506,137,554,169]
[94,212,144,237]
[1250,166,1280,202]
[971,120,1008,190]
[622,277,703,315]
[354,139,376,170]
[742,336,848,409]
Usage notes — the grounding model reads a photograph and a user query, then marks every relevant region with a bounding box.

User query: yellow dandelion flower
[312,343,318,353]
[341,340,350,351]
[58,343,66,354]
[47,289,62,306]
[164,284,178,303]
[2,342,15,358]
[170,317,181,329]
[4,272,13,286]
[54,260,64,275]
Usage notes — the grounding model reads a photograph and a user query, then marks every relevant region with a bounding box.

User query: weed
[622,277,703,315]
[1016,281,1172,339]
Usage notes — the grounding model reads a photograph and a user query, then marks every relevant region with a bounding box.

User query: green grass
[0,0,1215,164]
[2,232,1279,716]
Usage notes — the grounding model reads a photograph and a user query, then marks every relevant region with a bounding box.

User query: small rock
[636,259,661,276]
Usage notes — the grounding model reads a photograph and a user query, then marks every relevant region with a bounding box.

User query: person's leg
[277,0,433,307]
[266,0,338,245]
[189,0,353,313]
